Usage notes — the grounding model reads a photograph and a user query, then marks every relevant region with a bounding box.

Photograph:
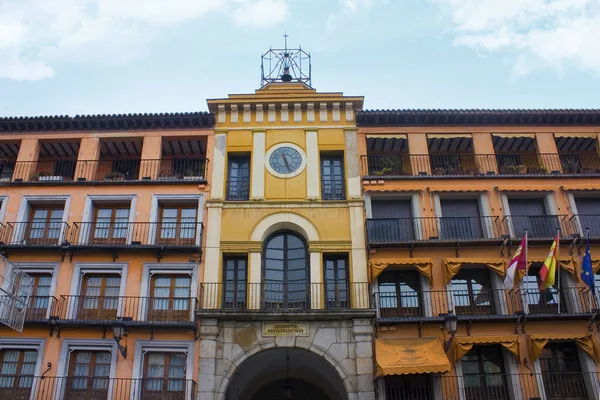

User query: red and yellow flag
[539,233,559,290]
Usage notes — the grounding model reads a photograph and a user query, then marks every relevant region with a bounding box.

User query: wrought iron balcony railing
[0,222,69,246]
[570,214,600,238]
[361,152,600,178]
[503,215,569,239]
[366,216,505,245]
[374,287,592,320]
[199,282,372,311]
[0,376,197,400]
[24,296,59,322]
[68,222,203,248]
[226,180,250,201]
[57,295,197,324]
[8,158,207,183]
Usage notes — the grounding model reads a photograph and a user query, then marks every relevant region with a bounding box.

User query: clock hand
[283,155,291,171]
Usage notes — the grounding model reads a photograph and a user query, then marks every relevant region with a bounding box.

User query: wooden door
[26,206,63,244]
[142,353,187,400]
[22,274,52,320]
[77,275,121,321]
[64,351,111,400]
[91,206,130,245]
[156,206,197,245]
[0,349,37,399]
[148,276,191,322]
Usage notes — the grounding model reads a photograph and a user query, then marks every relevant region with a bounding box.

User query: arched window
[263,231,308,309]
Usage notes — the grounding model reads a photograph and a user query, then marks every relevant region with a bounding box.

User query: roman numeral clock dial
[265,143,307,178]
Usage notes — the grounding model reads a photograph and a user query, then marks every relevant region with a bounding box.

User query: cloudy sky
[1,0,600,117]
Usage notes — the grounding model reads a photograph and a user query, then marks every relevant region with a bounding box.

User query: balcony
[8,158,208,184]
[68,221,203,250]
[360,152,600,179]
[366,216,505,245]
[226,180,250,201]
[571,214,600,238]
[375,287,592,322]
[57,295,197,326]
[198,282,373,318]
[24,296,59,322]
[503,215,567,239]
[4,376,196,400]
[0,222,69,248]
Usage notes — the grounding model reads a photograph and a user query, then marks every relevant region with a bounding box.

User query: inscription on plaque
[262,322,309,337]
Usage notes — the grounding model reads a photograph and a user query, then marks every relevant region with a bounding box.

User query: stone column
[14,138,39,181]
[310,249,323,309]
[251,130,265,200]
[211,133,227,200]
[248,249,262,310]
[203,203,223,309]
[407,133,430,175]
[353,318,376,400]
[198,318,219,400]
[306,130,320,200]
[472,132,498,174]
[139,135,162,180]
[344,129,361,199]
[349,202,369,308]
[75,137,101,181]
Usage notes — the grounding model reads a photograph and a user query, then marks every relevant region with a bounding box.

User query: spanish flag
[539,233,559,291]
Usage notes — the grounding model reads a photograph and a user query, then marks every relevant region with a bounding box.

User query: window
[263,232,308,309]
[522,264,561,314]
[384,375,432,400]
[226,154,250,201]
[77,275,121,321]
[461,346,509,400]
[440,199,484,240]
[378,270,422,318]
[321,154,345,200]
[0,349,37,397]
[64,351,111,400]
[451,269,494,316]
[508,198,557,238]
[157,205,197,245]
[539,343,588,400]
[574,198,600,237]
[21,274,52,320]
[143,352,187,397]
[26,205,64,243]
[324,255,349,309]
[148,275,191,322]
[223,256,247,310]
[369,199,415,242]
[91,205,130,244]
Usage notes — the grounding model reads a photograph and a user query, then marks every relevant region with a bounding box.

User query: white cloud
[342,0,372,13]
[0,0,290,81]
[327,0,374,32]
[434,0,600,75]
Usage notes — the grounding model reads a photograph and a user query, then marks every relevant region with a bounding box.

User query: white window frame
[566,190,600,236]
[0,338,46,400]
[365,192,422,240]
[79,195,137,245]
[13,262,59,319]
[131,340,194,400]
[56,339,118,400]
[14,195,71,244]
[148,194,204,246]
[140,263,198,322]
[0,195,8,224]
[67,263,128,320]
[502,192,556,238]
[434,192,493,239]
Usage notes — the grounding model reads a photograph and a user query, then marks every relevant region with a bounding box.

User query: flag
[539,233,559,291]
[503,233,528,290]
[581,238,594,291]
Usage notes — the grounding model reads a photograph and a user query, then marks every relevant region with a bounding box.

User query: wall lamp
[113,317,132,358]
[442,312,458,352]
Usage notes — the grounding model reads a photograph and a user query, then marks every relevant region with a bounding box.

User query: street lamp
[443,312,458,352]
[112,317,132,358]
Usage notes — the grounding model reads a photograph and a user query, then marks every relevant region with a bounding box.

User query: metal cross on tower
[261,33,312,87]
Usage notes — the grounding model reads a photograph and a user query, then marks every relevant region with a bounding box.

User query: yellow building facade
[197,82,376,400]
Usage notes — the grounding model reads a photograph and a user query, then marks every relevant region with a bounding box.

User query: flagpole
[524,229,529,313]
[557,228,561,315]
[587,228,592,312]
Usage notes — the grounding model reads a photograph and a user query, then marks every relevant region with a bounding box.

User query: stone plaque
[262,322,309,337]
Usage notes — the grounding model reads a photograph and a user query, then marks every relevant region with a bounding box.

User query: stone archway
[224,347,347,400]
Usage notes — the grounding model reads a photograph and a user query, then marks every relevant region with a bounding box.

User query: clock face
[269,146,303,175]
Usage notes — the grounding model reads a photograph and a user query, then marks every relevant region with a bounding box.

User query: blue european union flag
[581,241,595,291]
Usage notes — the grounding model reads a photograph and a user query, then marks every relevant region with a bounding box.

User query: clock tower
[198,41,375,400]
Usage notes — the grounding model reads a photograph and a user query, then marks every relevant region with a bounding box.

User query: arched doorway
[263,231,309,309]
[225,348,347,400]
